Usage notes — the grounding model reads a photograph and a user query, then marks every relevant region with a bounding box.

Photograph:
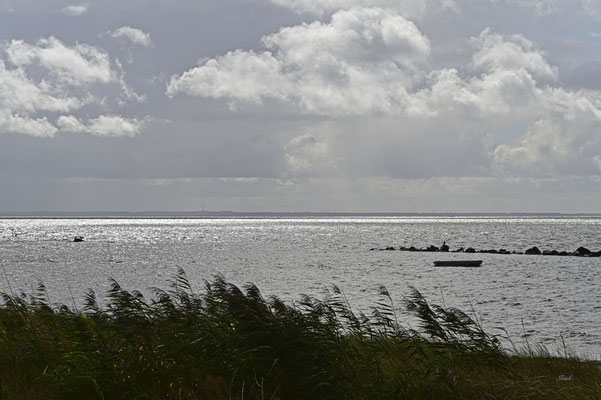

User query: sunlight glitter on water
[1,217,601,358]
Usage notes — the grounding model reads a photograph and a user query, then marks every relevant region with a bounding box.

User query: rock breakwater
[370,245,601,257]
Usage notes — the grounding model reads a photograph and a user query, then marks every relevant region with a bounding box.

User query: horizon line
[1,211,601,218]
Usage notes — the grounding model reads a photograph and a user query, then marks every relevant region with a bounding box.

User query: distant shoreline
[1,211,601,218]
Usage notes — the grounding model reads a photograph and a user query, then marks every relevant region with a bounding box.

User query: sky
[1,0,601,213]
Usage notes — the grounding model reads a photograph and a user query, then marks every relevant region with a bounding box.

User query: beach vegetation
[1,268,600,399]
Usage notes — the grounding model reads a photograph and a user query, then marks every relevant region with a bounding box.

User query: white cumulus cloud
[168,17,563,120]
[57,114,145,137]
[4,37,114,86]
[59,3,89,16]
[492,90,601,176]
[167,7,431,116]
[109,26,152,48]
[0,59,83,113]
[1,37,147,137]
[0,109,57,137]
[1,57,82,137]
[167,10,601,179]
[470,29,557,82]
[285,131,339,176]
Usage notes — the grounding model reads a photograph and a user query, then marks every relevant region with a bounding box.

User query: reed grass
[1,268,600,399]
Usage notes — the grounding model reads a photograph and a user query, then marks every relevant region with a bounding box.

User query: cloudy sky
[1,0,601,213]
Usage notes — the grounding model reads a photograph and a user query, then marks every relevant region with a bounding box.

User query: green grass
[1,268,600,399]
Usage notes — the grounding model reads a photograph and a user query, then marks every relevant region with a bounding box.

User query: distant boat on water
[433,260,483,267]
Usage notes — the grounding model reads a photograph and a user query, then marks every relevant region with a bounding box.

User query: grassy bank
[1,269,600,399]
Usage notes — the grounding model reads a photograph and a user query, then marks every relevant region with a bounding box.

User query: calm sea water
[1,217,600,358]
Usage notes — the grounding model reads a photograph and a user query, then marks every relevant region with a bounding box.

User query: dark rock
[385,246,396,251]
[576,246,592,255]
[589,251,601,257]
[558,251,568,256]
[440,244,449,252]
[408,246,417,251]
[465,247,476,253]
[525,246,541,255]
[426,245,439,252]
[499,249,510,254]
[543,250,559,256]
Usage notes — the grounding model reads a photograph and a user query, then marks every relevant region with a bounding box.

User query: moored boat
[433,260,483,267]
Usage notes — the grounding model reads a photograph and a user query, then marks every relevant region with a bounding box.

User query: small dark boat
[73,236,84,242]
[433,260,482,267]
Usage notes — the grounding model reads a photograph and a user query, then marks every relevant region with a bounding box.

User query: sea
[1,216,600,359]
